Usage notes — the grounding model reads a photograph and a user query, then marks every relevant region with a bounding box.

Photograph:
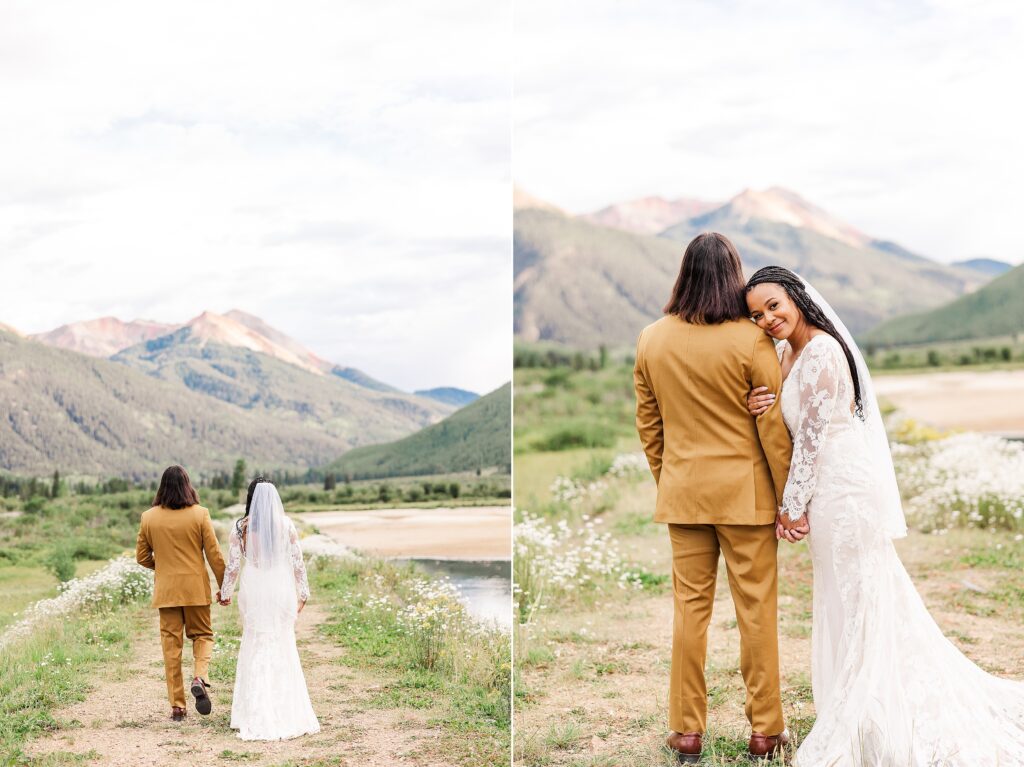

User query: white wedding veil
[798,275,908,539]
[245,482,291,569]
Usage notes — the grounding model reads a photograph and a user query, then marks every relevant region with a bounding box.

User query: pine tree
[231,459,247,496]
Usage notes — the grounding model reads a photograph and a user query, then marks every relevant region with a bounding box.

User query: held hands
[747,386,777,416]
[216,590,231,606]
[776,512,809,543]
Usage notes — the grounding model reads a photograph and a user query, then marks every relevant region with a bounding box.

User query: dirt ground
[25,601,453,767]
[297,506,511,560]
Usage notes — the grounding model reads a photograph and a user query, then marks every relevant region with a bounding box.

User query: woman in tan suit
[634,233,796,762]
[136,465,226,721]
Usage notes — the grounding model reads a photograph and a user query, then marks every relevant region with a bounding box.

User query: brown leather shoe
[190,676,212,715]
[748,729,790,761]
[170,706,186,722]
[666,731,702,764]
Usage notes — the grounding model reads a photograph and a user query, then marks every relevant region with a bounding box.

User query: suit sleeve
[634,329,664,484]
[750,333,793,508]
[135,517,155,570]
[201,508,227,588]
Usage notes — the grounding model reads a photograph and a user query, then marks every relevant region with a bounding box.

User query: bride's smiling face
[747,283,800,340]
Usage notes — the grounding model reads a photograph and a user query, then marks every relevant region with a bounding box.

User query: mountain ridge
[0,331,348,477]
[583,195,719,235]
[515,188,999,345]
[414,387,480,408]
[24,309,461,395]
[31,317,177,357]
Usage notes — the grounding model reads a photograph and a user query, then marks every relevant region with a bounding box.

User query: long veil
[798,276,908,540]
[246,482,291,569]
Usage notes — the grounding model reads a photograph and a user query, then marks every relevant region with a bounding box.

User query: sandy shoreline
[296,505,511,560]
[874,369,1024,435]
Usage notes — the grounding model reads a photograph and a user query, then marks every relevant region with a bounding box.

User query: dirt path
[25,601,451,767]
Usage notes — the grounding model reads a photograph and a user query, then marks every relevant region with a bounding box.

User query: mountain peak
[31,316,178,357]
[513,187,566,214]
[181,310,327,375]
[722,187,869,248]
[583,195,719,235]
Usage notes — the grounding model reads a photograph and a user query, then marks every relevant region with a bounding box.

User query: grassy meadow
[512,343,1024,767]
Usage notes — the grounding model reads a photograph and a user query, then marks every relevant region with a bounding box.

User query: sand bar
[296,505,511,560]
[874,369,1024,436]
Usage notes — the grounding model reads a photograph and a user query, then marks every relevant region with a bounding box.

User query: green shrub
[533,423,616,451]
[44,543,76,583]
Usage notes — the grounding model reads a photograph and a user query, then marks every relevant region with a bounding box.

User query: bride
[744,266,1024,766]
[217,478,320,741]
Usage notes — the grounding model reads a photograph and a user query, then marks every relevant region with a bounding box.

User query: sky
[515,0,1024,265]
[0,0,511,394]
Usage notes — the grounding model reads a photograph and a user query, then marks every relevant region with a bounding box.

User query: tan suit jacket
[634,315,792,525]
[136,504,226,608]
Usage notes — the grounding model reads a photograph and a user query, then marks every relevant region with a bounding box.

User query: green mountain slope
[0,329,346,477]
[515,208,684,347]
[861,262,1024,345]
[112,330,452,444]
[327,382,511,479]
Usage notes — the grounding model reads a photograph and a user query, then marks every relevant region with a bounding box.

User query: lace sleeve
[780,337,842,521]
[220,525,243,600]
[289,522,310,603]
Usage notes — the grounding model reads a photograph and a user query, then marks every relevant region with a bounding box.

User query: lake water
[398,558,511,629]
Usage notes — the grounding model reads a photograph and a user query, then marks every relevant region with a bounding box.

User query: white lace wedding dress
[220,484,320,741]
[779,333,1024,767]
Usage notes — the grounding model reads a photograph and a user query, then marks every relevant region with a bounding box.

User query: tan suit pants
[667,523,784,736]
[158,605,213,709]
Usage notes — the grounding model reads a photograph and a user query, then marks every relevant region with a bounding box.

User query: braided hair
[235,475,267,547]
[745,266,865,419]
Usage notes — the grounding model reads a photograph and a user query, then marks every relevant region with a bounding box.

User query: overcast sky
[0,0,511,394]
[516,0,1023,264]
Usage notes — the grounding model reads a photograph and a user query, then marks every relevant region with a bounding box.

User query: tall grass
[0,561,151,764]
[310,555,510,757]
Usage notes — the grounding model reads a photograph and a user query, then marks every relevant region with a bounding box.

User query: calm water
[399,558,511,629]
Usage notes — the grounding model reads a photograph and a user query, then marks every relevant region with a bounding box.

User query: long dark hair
[153,465,200,509]
[663,232,748,324]
[235,475,266,541]
[745,266,864,418]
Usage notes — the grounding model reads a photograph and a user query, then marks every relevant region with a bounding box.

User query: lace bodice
[220,517,310,602]
[777,334,860,522]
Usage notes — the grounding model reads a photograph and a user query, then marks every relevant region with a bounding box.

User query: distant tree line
[514,344,612,370]
[866,344,1019,370]
[1,455,510,504]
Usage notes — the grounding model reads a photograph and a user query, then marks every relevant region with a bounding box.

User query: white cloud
[515,0,1024,263]
[0,0,512,393]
